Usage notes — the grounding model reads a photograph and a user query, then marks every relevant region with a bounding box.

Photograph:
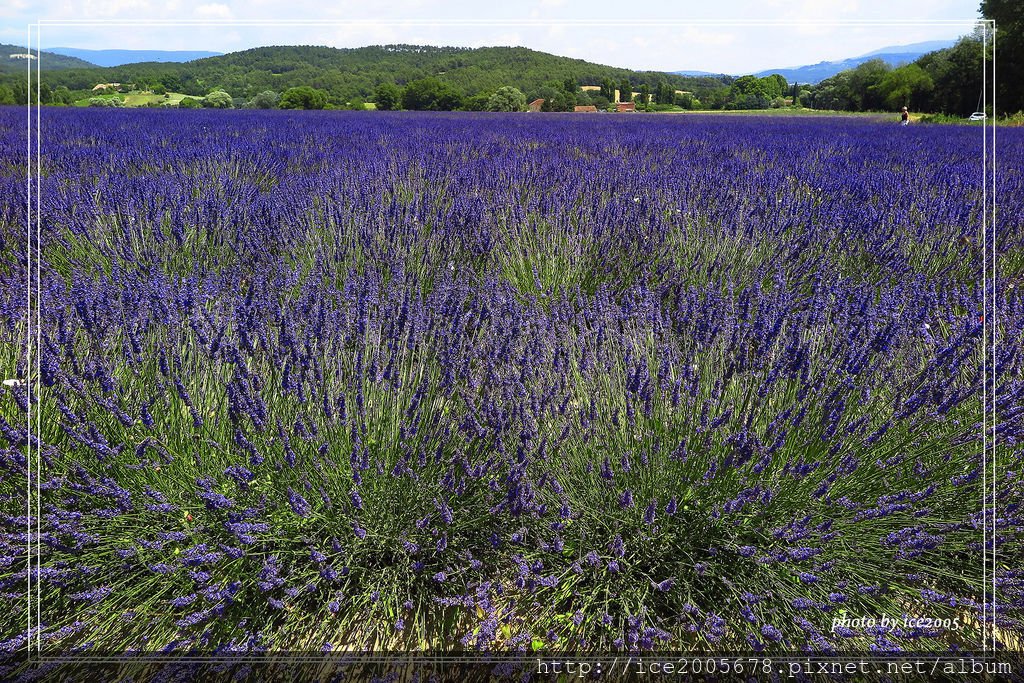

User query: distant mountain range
[45,48,223,67]
[858,40,956,57]
[675,40,958,84]
[2,45,224,72]
[672,70,727,78]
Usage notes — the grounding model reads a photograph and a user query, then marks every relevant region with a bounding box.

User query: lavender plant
[0,109,1021,659]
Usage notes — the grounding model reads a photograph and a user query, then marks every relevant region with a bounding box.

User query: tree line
[807,34,985,116]
[0,44,729,111]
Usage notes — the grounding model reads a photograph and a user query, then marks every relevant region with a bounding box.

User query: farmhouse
[615,102,636,112]
[574,105,598,113]
[527,98,544,112]
[8,53,36,60]
[92,83,124,92]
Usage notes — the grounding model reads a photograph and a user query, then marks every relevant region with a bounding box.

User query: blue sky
[5,0,985,74]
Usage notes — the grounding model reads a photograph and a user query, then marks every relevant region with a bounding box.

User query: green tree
[486,86,527,112]
[655,81,674,105]
[917,35,983,115]
[249,90,280,109]
[203,89,233,108]
[160,74,183,93]
[0,85,16,105]
[761,74,787,99]
[637,84,650,107]
[88,96,123,107]
[877,63,934,111]
[980,0,1023,112]
[704,86,730,109]
[618,79,632,102]
[401,78,462,110]
[848,59,890,110]
[460,94,490,111]
[52,86,74,106]
[674,91,695,109]
[538,88,575,112]
[279,86,328,110]
[178,97,202,109]
[600,77,615,101]
[811,72,853,110]
[590,93,611,110]
[11,81,27,106]
[729,75,770,109]
[373,82,402,110]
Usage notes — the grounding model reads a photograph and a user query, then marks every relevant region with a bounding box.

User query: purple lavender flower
[643,499,657,524]
[287,488,311,517]
[198,491,234,510]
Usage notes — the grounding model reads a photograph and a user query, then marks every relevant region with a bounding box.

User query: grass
[666,108,893,119]
[73,91,198,107]
[123,91,193,106]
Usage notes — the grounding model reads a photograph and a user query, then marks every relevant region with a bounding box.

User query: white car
[968,112,987,121]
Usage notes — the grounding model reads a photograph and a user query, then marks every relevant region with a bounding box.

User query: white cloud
[319,23,403,47]
[194,3,233,19]
[0,0,31,17]
[79,0,151,17]
[545,24,566,39]
[678,26,737,47]
[470,31,522,48]
[787,0,862,21]
[632,35,651,49]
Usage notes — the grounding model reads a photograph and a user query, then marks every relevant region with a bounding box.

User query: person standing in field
[901,107,909,126]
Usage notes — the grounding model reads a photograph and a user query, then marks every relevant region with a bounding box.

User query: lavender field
[0,108,1022,658]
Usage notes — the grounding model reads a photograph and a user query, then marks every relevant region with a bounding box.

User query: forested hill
[0,44,97,73]
[31,44,731,102]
